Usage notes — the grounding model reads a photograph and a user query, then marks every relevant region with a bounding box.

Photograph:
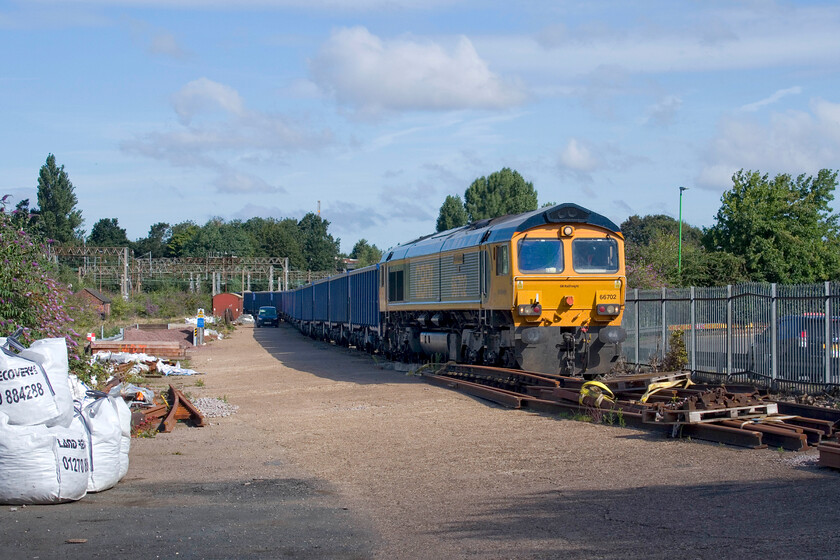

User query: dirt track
[4,323,840,559]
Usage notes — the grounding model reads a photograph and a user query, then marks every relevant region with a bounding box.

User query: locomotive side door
[486,243,512,311]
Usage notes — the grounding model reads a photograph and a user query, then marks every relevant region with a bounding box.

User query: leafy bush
[663,329,688,371]
[0,197,83,359]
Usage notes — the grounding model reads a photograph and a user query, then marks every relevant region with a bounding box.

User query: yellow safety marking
[580,380,615,407]
[639,378,694,404]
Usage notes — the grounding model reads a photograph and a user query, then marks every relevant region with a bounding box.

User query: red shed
[78,288,112,319]
[212,292,243,321]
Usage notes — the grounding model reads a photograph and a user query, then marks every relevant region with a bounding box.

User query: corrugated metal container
[292,289,303,321]
[349,265,379,328]
[330,274,350,324]
[313,280,330,322]
[301,285,314,321]
[283,291,296,317]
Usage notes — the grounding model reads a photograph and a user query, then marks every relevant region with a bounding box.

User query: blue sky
[2,0,840,253]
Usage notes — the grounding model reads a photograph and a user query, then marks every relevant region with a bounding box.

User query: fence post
[771,283,778,385]
[826,281,831,385]
[661,287,668,362]
[690,286,696,374]
[634,288,640,370]
[727,284,733,376]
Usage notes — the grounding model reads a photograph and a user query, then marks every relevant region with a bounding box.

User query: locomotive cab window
[495,245,509,276]
[517,239,564,274]
[572,238,619,273]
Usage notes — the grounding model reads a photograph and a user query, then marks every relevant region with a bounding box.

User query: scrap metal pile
[423,364,840,458]
[94,352,206,435]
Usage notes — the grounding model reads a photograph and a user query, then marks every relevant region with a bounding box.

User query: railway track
[423,363,840,457]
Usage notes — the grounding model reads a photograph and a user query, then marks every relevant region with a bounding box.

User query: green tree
[298,212,340,271]
[133,222,171,258]
[704,169,840,283]
[181,218,255,258]
[621,216,747,288]
[35,154,84,244]
[243,217,305,268]
[622,214,702,248]
[349,239,383,267]
[463,168,538,221]
[87,218,130,247]
[435,194,469,232]
[165,221,199,257]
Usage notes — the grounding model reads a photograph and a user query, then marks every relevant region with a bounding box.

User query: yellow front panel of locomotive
[513,278,625,327]
[509,221,626,328]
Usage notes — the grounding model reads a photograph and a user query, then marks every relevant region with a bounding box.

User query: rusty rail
[423,364,837,452]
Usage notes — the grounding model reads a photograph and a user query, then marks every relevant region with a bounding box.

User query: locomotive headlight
[596,304,620,316]
[562,226,574,236]
[517,303,542,316]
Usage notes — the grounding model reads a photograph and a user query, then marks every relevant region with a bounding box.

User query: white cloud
[559,138,598,172]
[477,6,840,78]
[122,79,335,194]
[309,27,526,117]
[555,138,647,188]
[172,78,245,125]
[698,98,840,191]
[740,86,803,112]
[214,171,285,194]
[644,95,682,126]
[148,31,188,58]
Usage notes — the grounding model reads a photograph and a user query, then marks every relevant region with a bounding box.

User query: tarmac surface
[3,323,840,559]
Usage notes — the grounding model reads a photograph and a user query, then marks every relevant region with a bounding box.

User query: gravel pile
[193,397,239,418]
[780,452,820,468]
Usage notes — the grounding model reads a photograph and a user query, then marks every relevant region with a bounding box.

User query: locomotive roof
[381,203,621,262]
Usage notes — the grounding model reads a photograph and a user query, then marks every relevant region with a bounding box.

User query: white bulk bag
[0,346,68,427]
[0,410,90,505]
[112,396,131,480]
[82,396,124,492]
[19,338,75,427]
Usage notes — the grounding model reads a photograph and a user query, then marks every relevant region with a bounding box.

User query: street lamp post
[678,187,688,282]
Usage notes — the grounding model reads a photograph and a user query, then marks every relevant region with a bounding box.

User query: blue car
[256,306,279,328]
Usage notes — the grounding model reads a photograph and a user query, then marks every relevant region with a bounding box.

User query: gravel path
[162,323,840,559]
[6,323,840,559]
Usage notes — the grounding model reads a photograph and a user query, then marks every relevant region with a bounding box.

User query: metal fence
[622,282,840,393]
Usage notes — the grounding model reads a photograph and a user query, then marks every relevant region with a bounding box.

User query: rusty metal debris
[161,385,206,433]
[131,386,206,435]
[818,441,840,469]
[423,363,840,452]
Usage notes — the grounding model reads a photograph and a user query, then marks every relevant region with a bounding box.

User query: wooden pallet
[643,402,779,424]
